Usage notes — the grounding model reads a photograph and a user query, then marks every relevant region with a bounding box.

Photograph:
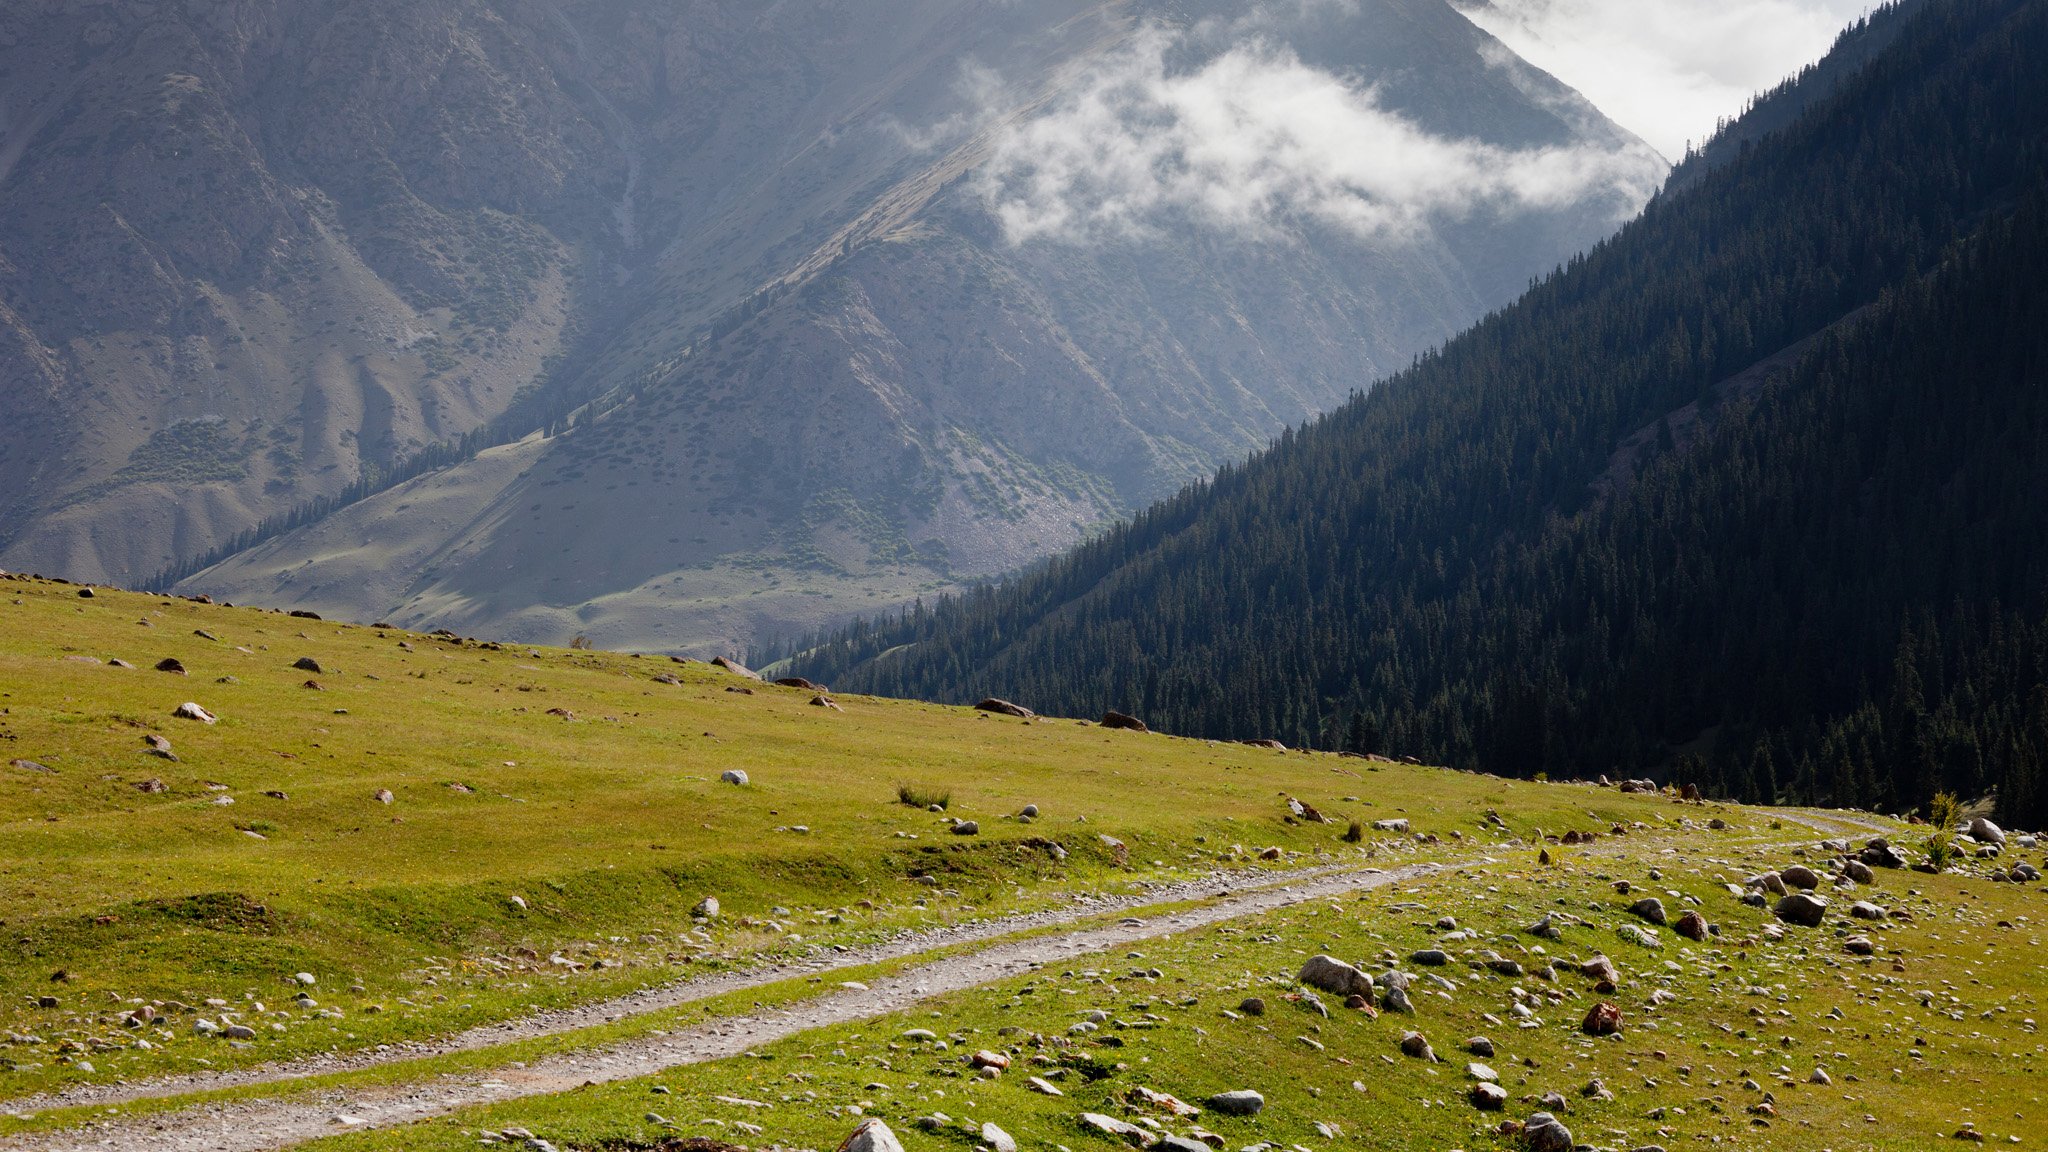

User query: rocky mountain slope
[0,0,1661,652]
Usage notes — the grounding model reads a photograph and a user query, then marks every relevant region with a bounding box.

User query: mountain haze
[0,0,1669,651]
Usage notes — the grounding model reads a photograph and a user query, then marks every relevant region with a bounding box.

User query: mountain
[3,0,1671,652]
[792,0,2048,829]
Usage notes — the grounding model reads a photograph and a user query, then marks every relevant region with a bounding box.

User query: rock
[1257,845,1283,860]
[1849,900,1887,920]
[1526,913,1563,940]
[1968,816,2006,845]
[1751,871,1788,895]
[1524,1112,1574,1152]
[292,657,322,673]
[1080,1114,1158,1147]
[950,820,980,836]
[1411,949,1450,966]
[969,1049,1009,1071]
[1467,1060,1499,1081]
[154,658,187,674]
[1466,1036,1495,1057]
[711,657,762,681]
[720,769,749,786]
[173,702,217,724]
[1246,739,1288,751]
[694,896,720,918]
[1843,859,1876,884]
[1020,804,1039,818]
[1582,1002,1623,1036]
[838,1119,907,1152]
[10,758,56,774]
[975,698,1034,718]
[1672,909,1709,940]
[76,587,95,598]
[1844,935,1876,956]
[1582,1077,1614,1101]
[1774,892,1829,927]
[222,1023,256,1040]
[980,1123,1017,1152]
[1100,710,1148,733]
[1780,864,1822,890]
[1372,818,1410,833]
[134,777,168,792]
[1204,1090,1264,1117]
[1299,955,1375,998]
[1470,1081,1508,1111]
[1399,1031,1436,1061]
[1238,996,1266,1016]
[1027,1076,1064,1096]
[1629,897,1667,925]
[1100,834,1129,866]
[810,694,841,710]
[288,610,322,621]
[508,895,527,911]
[1383,984,1415,1014]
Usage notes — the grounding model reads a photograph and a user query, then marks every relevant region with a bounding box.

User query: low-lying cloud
[1452,0,1879,158]
[971,29,1664,248]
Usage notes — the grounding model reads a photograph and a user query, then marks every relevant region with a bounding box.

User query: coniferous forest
[790,0,2048,827]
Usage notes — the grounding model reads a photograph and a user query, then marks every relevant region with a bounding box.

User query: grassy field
[296,830,2048,1152]
[0,573,1679,1108]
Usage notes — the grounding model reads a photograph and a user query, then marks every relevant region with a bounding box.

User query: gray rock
[1969,816,2006,845]
[1238,996,1266,1017]
[1020,804,1039,818]
[1411,949,1450,966]
[1524,1112,1573,1152]
[1774,892,1828,927]
[1466,1061,1498,1080]
[1372,818,1410,833]
[980,1122,1017,1152]
[694,896,720,918]
[950,820,980,836]
[1470,1081,1508,1110]
[1466,1036,1495,1057]
[1205,1090,1265,1116]
[720,769,749,785]
[174,702,217,724]
[838,1119,906,1152]
[1843,859,1876,884]
[1079,1114,1156,1147]
[1849,900,1887,920]
[1298,954,1375,998]
[1399,1030,1436,1061]
[1628,897,1667,924]
[1779,864,1822,890]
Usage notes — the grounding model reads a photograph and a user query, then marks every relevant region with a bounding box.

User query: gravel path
[6,809,1892,1152]
[0,856,1456,1151]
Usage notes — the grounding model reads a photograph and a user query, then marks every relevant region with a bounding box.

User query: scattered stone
[1470,1082,1508,1111]
[810,694,841,710]
[1411,949,1450,966]
[1582,1002,1622,1036]
[372,789,394,804]
[135,776,168,792]
[1100,710,1149,733]
[1843,859,1876,884]
[1524,1112,1574,1152]
[720,769,749,786]
[951,820,981,836]
[975,698,1034,718]
[1968,816,2006,845]
[155,658,187,675]
[1845,936,1876,956]
[776,676,824,691]
[292,657,322,674]
[1372,818,1410,833]
[1399,1031,1437,1061]
[1780,864,1822,890]
[1080,1113,1158,1148]
[1674,909,1709,940]
[1467,1036,1495,1057]
[1629,897,1667,925]
[1238,996,1266,1017]
[11,758,55,774]
[1027,1076,1064,1096]
[694,896,720,918]
[1850,900,1887,920]
[1774,892,1828,927]
[1299,955,1376,998]
[711,657,762,681]
[980,1122,1017,1152]
[838,1118,907,1152]
[1205,1090,1264,1117]
[173,702,217,724]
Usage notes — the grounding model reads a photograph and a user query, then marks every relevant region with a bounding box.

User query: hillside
[1,573,2043,1152]
[792,0,2048,829]
[106,0,1670,655]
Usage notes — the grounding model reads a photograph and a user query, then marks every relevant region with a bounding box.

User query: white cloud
[1451,0,1879,158]
[972,29,1665,247]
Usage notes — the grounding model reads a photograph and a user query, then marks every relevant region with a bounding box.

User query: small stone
[155,657,187,675]
[1629,897,1668,925]
[1399,1031,1436,1061]
[1582,1002,1622,1037]
[981,1123,1017,1152]
[720,769,749,786]
[950,820,980,836]
[1299,954,1376,998]
[1467,1062,1498,1081]
[1470,1081,1508,1111]
[1674,909,1709,940]
[174,702,217,724]
[1411,949,1450,966]
[1238,996,1266,1017]
[1466,1036,1495,1057]
[694,896,720,918]
[838,1118,907,1152]
[1524,1112,1574,1152]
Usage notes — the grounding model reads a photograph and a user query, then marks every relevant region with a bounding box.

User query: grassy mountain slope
[794,0,2048,826]
[161,0,1663,656]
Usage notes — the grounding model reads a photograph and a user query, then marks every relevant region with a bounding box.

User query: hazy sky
[1452,0,1881,158]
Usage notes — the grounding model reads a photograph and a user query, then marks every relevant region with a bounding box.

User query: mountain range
[793,0,2048,828]
[0,0,1661,653]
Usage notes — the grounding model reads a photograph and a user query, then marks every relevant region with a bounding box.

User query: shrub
[897,785,950,810]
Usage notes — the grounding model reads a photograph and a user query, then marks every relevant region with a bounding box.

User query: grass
[898,785,952,811]
[0,575,1674,1107]
[285,815,2048,1152]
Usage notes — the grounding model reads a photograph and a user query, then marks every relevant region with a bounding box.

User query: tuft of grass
[1342,818,1364,843]
[896,784,950,810]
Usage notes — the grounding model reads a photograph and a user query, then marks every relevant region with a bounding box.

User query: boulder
[694,896,720,918]
[174,702,217,724]
[1628,897,1667,925]
[1299,955,1375,998]
[980,1123,1017,1152]
[1524,1112,1574,1152]
[292,657,322,673]
[1582,1002,1622,1036]
[950,820,981,836]
[1411,949,1450,966]
[1780,864,1822,889]
[720,769,749,786]
[1080,1114,1158,1147]
[1775,892,1828,927]
[1843,859,1876,884]
[1399,1031,1437,1061]
[1849,900,1887,920]
[975,698,1034,718]
[711,656,762,681]
[839,1119,907,1152]
[154,658,187,674]
[1471,1081,1508,1110]
[1204,1090,1264,1117]
[776,677,824,690]
[1100,710,1149,733]
[1968,816,2006,845]
[1372,818,1410,833]
[1674,909,1709,941]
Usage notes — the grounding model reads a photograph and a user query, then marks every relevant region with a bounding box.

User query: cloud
[972,29,1665,248]
[1451,0,1879,158]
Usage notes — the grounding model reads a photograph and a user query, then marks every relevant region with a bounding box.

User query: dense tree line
[788,0,2048,827]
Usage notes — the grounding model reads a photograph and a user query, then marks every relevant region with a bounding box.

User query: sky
[1450,0,1882,158]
